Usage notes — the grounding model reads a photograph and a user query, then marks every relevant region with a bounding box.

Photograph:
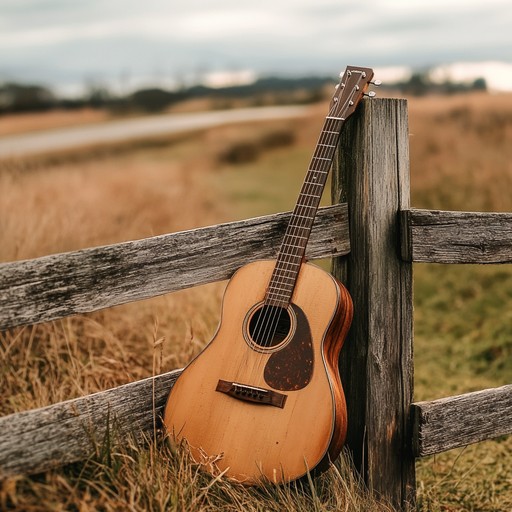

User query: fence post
[331,98,415,509]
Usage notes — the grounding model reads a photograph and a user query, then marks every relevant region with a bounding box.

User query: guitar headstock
[329,66,379,120]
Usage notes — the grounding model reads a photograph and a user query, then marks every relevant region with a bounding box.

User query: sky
[1,0,512,96]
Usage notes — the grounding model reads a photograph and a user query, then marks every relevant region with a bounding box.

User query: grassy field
[1,93,511,510]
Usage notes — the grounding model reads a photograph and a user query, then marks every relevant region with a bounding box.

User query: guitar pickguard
[264,304,314,391]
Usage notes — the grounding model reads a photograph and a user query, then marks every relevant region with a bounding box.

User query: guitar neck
[265,117,343,307]
[264,65,375,308]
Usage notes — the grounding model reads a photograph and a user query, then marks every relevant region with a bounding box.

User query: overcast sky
[1,0,512,95]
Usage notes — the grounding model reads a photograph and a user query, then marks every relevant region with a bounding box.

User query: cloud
[0,0,511,93]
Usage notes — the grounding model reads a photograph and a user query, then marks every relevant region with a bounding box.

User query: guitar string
[252,119,340,356]
[254,118,338,348]
[251,80,359,359]
[248,77,362,380]
[230,72,365,387]
[256,84,359,350]
[248,115,337,352]
[245,113,343,383]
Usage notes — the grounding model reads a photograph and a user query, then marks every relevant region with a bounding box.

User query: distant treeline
[0,72,488,114]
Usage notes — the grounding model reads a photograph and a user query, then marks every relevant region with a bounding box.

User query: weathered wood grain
[401,209,512,263]
[0,205,349,330]
[333,98,416,510]
[0,369,182,478]
[411,385,512,457]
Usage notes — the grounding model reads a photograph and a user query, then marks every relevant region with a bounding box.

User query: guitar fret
[284,234,309,240]
[270,272,297,281]
[275,261,301,267]
[273,270,299,278]
[287,224,311,233]
[317,143,336,148]
[266,295,292,304]
[275,262,301,268]
[290,213,313,220]
[304,181,323,187]
[266,297,291,307]
[282,242,305,249]
[323,130,339,135]
[286,224,310,231]
[274,275,296,282]
[285,223,310,231]
[287,222,308,230]
[277,258,303,267]
[268,284,294,293]
[266,290,293,300]
[285,234,308,242]
[269,278,296,286]
[295,205,316,210]
[266,299,289,308]
[299,192,321,199]
[277,251,303,259]
[312,156,331,162]
[308,169,328,174]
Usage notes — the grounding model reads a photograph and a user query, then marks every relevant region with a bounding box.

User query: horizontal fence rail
[402,207,512,459]
[0,206,350,478]
[0,204,349,330]
[401,209,512,264]
[0,369,182,478]
[411,384,512,457]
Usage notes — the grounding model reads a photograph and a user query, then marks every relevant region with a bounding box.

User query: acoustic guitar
[164,66,375,484]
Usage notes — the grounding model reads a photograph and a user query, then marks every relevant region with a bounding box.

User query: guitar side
[163,259,353,484]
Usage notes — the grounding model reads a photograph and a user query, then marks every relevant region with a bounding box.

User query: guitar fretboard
[265,118,343,307]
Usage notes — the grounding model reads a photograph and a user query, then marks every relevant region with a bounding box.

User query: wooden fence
[1,99,511,510]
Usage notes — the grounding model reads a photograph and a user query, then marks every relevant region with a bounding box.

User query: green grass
[414,264,512,511]
[215,146,313,218]
[414,264,512,399]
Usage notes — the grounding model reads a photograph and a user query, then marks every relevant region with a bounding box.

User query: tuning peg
[364,91,377,98]
[370,79,382,86]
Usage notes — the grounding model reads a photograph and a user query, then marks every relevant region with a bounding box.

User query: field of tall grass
[1,93,511,511]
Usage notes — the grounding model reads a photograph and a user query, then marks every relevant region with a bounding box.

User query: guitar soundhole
[247,305,292,349]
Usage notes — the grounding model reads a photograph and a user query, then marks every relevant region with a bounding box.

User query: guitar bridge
[216,379,287,408]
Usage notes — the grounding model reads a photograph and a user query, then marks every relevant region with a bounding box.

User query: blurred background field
[1,90,511,511]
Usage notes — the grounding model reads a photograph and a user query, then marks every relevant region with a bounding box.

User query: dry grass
[408,92,512,212]
[0,128,230,416]
[1,93,512,510]
[1,114,394,511]
[1,439,394,512]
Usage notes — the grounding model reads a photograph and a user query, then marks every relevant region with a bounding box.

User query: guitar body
[163,259,353,484]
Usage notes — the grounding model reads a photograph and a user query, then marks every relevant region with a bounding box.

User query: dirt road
[0,105,309,158]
